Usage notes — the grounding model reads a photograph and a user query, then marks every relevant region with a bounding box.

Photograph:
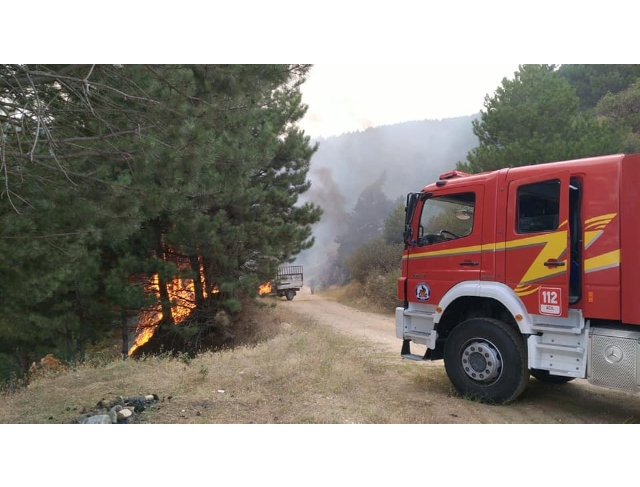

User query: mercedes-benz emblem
[603,345,623,364]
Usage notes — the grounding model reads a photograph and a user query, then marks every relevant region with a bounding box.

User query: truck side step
[404,330,433,340]
[402,354,426,361]
[531,309,585,335]
[401,339,427,361]
[403,309,436,321]
[531,323,583,334]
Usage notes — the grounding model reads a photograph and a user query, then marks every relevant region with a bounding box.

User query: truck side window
[516,179,560,234]
[418,192,475,246]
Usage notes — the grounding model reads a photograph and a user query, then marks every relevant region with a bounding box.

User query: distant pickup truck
[273,265,303,300]
[258,265,304,301]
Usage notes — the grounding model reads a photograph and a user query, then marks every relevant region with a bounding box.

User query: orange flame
[258,281,272,295]
[128,265,214,356]
[129,320,160,356]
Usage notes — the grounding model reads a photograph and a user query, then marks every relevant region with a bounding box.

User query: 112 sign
[539,287,562,316]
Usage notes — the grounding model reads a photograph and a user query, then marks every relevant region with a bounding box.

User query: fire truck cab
[396,153,640,404]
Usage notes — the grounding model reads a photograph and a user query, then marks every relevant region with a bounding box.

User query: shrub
[346,238,403,284]
[363,268,403,311]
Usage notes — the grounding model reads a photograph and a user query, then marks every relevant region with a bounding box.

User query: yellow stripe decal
[585,213,617,225]
[584,250,620,273]
[404,244,483,260]
[584,230,602,249]
[403,214,618,286]
[514,285,541,297]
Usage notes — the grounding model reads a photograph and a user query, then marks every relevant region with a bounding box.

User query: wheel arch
[435,281,533,338]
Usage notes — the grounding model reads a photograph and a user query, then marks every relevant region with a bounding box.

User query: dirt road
[288,288,426,356]
[286,288,640,423]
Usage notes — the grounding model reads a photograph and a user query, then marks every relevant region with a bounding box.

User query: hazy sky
[298,64,520,139]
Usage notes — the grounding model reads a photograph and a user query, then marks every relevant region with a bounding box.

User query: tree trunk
[155,228,174,328]
[190,255,206,308]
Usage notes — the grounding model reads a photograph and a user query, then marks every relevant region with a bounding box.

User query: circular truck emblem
[415,282,431,302]
[603,345,624,364]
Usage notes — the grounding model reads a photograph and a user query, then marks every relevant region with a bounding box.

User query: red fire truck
[396,153,640,404]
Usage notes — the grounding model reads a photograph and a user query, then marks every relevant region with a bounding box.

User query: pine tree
[0,64,322,380]
[458,64,626,174]
[596,78,640,153]
[557,64,640,111]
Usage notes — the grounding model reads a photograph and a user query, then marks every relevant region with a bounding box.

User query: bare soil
[286,288,640,423]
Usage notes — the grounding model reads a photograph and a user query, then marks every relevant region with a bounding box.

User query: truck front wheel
[443,317,529,405]
[285,290,295,301]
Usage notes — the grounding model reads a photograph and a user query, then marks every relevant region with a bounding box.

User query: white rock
[108,410,118,424]
[84,415,112,424]
[117,408,133,420]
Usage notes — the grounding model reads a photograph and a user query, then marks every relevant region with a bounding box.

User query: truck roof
[422,153,628,192]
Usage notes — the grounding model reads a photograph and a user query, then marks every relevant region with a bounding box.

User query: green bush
[362,268,403,311]
[346,238,403,284]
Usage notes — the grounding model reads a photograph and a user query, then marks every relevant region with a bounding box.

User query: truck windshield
[418,192,476,246]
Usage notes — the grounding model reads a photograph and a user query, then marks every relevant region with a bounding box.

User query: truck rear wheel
[443,317,529,405]
[285,290,295,301]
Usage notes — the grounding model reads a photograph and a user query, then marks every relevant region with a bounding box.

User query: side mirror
[403,193,419,245]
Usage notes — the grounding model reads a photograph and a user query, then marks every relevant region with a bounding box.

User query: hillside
[305,115,478,209]
[297,115,479,270]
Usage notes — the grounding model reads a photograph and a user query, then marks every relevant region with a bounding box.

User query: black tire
[530,368,575,384]
[443,317,529,405]
[285,290,295,301]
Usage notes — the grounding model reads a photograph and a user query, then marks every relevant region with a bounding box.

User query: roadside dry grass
[322,282,396,316]
[2,293,639,424]
[0,300,450,424]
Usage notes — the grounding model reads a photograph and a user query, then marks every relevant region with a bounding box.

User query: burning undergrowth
[127,252,236,359]
[128,306,234,359]
[127,266,281,359]
[128,275,211,357]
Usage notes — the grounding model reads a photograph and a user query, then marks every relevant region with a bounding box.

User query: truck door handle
[459,260,479,266]
[543,260,566,267]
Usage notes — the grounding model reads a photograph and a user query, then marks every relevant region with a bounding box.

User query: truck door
[405,186,484,306]
[504,171,570,318]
